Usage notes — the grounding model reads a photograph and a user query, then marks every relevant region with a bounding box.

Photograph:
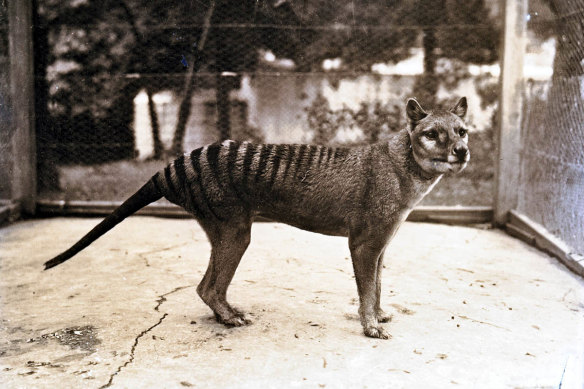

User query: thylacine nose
[453,145,468,160]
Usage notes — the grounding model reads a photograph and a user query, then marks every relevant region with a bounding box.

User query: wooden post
[216,73,232,141]
[8,0,36,214]
[494,0,527,226]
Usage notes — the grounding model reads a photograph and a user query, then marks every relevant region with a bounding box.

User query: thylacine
[45,97,470,339]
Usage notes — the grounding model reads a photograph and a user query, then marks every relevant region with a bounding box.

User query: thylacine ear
[450,96,468,119]
[406,98,428,126]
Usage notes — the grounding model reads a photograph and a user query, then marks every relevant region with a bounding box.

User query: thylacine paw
[215,311,251,327]
[364,325,391,340]
[376,310,393,323]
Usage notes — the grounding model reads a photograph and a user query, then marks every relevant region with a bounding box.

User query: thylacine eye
[425,130,438,140]
[458,128,467,137]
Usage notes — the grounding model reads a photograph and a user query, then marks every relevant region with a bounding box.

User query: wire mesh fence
[519,0,584,254]
[34,0,501,205]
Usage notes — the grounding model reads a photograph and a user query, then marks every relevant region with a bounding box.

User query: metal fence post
[494,0,527,226]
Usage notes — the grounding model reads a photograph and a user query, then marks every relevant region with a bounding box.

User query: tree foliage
[37,0,501,161]
[39,0,500,112]
[37,0,307,159]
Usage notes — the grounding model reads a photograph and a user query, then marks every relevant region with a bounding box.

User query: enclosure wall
[1,0,36,212]
[0,1,12,201]
[518,0,584,254]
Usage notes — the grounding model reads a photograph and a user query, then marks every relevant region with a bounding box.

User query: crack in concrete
[99,313,168,389]
[155,285,196,312]
[457,315,511,331]
[138,243,189,267]
[100,284,195,388]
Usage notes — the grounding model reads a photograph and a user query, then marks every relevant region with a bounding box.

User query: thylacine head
[405,97,470,176]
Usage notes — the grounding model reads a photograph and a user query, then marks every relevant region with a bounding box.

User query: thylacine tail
[43,176,163,270]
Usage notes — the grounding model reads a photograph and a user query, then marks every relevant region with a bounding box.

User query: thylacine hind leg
[197,216,252,327]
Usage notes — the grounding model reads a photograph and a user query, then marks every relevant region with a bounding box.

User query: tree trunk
[146,89,163,159]
[412,27,438,107]
[411,0,445,108]
[33,5,59,191]
[119,0,164,159]
[215,73,231,141]
[171,0,215,156]
[213,0,235,142]
[171,68,198,156]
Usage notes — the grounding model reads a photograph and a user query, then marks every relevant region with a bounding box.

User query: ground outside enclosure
[1,217,583,388]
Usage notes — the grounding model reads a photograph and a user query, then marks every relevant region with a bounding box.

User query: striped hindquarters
[152,140,350,219]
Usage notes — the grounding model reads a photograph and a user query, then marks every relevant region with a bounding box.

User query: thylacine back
[45,97,470,339]
[43,141,361,269]
[154,141,361,231]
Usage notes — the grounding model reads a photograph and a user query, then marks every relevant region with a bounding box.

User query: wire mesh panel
[518,0,584,254]
[35,0,500,206]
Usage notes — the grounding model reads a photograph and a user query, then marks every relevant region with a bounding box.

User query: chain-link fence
[519,0,584,254]
[34,0,501,205]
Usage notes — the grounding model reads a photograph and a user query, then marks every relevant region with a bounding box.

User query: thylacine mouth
[431,158,466,164]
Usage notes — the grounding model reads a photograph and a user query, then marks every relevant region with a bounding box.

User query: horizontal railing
[36,199,493,225]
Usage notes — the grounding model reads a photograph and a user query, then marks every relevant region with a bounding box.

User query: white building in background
[133,90,177,160]
[132,74,416,159]
[133,39,555,159]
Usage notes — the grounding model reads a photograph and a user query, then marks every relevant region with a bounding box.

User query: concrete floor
[0,217,583,388]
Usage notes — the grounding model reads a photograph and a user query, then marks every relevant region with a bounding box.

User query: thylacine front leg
[349,224,391,339]
[375,247,393,323]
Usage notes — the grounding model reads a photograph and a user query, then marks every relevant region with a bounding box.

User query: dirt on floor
[0,217,583,388]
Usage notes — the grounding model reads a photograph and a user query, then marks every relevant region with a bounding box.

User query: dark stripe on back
[151,172,162,194]
[255,144,273,183]
[174,155,203,218]
[317,146,327,168]
[282,145,296,181]
[325,147,334,165]
[190,148,223,221]
[206,143,223,187]
[293,144,308,178]
[306,145,317,170]
[226,141,247,203]
[268,144,285,188]
[333,148,348,162]
[241,143,256,192]
[173,156,186,189]
[164,165,177,197]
